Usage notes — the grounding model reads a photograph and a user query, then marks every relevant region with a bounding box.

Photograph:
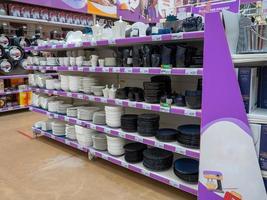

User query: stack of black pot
[116,87,144,102]
[121,114,138,132]
[144,75,172,104]
[177,124,200,149]
[137,114,160,136]
[124,143,147,163]
[173,158,199,183]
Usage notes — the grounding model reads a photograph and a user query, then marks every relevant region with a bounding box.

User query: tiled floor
[0,111,196,200]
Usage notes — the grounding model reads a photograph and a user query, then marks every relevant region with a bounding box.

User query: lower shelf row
[32,127,198,196]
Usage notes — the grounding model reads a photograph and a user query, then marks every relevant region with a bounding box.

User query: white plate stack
[91,86,105,96]
[105,106,124,128]
[81,77,97,94]
[92,133,107,151]
[66,107,80,117]
[53,80,61,90]
[65,124,76,140]
[60,75,69,91]
[75,125,96,147]
[41,119,53,131]
[52,120,67,136]
[93,111,106,125]
[77,107,100,121]
[69,76,82,92]
[57,104,73,114]
[106,135,126,156]
[45,79,56,90]
[48,101,64,112]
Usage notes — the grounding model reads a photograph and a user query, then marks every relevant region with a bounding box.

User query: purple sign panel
[12,0,88,13]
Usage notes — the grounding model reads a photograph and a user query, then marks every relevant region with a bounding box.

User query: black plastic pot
[156,128,178,142]
[185,90,202,109]
[173,158,199,183]
[124,143,147,163]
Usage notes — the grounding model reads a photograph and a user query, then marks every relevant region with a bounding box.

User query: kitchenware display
[174,93,186,107]
[161,46,172,66]
[113,17,127,39]
[66,31,83,43]
[121,114,138,132]
[45,79,56,90]
[131,22,149,37]
[53,80,61,90]
[124,143,147,163]
[7,46,24,61]
[77,107,100,121]
[173,158,199,183]
[48,100,63,112]
[128,87,144,102]
[66,106,80,117]
[63,57,70,66]
[81,77,97,94]
[90,55,99,67]
[57,103,72,114]
[176,46,186,67]
[108,85,117,99]
[182,15,203,32]
[65,124,76,140]
[92,133,107,151]
[98,59,105,67]
[75,125,96,147]
[151,54,161,67]
[102,85,109,98]
[69,76,82,92]
[105,106,124,128]
[177,124,200,149]
[60,75,69,91]
[143,82,164,104]
[46,57,58,66]
[143,148,173,171]
[34,121,43,129]
[41,120,53,131]
[52,120,66,136]
[104,57,116,67]
[0,59,13,74]
[151,75,172,95]
[185,90,201,109]
[137,114,160,137]
[93,111,106,125]
[155,128,178,142]
[91,86,105,96]
[116,87,128,99]
[107,135,126,156]
[92,22,104,41]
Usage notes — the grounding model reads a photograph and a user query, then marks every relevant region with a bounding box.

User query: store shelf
[0,105,28,112]
[232,53,267,66]
[29,106,200,159]
[248,108,267,124]
[0,15,85,28]
[30,87,201,118]
[25,66,203,76]
[24,31,204,52]
[0,89,30,95]
[32,126,198,196]
[0,74,29,79]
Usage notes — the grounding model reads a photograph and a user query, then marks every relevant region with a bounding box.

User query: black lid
[185,90,202,96]
[177,124,200,136]
[138,114,160,121]
[124,143,147,152]
[121,114,138,120]
[156,128,178,142]
[143,148,173,160]
[174,158,199,175]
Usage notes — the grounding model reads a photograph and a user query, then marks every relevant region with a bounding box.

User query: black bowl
[173,158,199,183]
[156,128,178,142]
[124,143,147,163]
[185,90,202,109]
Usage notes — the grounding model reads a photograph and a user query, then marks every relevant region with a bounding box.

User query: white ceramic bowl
[106,135,125,156]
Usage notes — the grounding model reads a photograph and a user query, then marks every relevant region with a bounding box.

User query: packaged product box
[19,91,28,106]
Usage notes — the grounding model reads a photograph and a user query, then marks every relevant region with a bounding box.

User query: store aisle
[0,111,196,200]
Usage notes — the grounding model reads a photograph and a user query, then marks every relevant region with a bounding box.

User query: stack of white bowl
[41,119,53,131]
[48,101,64,112]
[46,79,56,90]
[93,111,106,125]
[60,75,69,91]
[40,96,57,110]
[52,120,67,136]
[77,107,100,121]
[53,80,61,90]
[91,86,105,96]
[106,135,126,156]
[66,107,80,117]
[69,76,82,92]
[81,77,97,94]
[65,124,76,140]
[92,133,107,151]
[105,106,124,128]
[32,93,40,107]
[57,104,73,114]
[75,125,96,147]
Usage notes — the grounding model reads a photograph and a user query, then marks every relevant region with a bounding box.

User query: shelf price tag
[141,169,150,177]
[118,132,125,138]
[155,142,165,149]
[52,45,57,49]
[140,68,149,74]
[171,33,183,40]
[121,162,129,168]
[169,180,179,188]
[108,39,116,45]
[175,147,186,155]
[64,116,69,121]
[52,91,58,95]
[124,68,132,73]
[78,67,83,72]
[75,42,82,47]
[113,68,120,73]
[128,101,136,107]
[67,92,72,97]
[152,35,162,41]
[91,41,97,46]
[101,154,108,160]
[185,69,198,75]
[90,124,96,130]
[135,136,143,143]
[101,98,108,103]
[65,139,71,145]
[143,104,151,110]
[52,66,58,70]
[63,43,68,48]
[102,67,109,72]
[184,109,196,117]
[115,99,123,106]
[54,114,59,118]
[160,106,170,113]
[161,68,171,74]
[77,94,84,99]
[69,67,74,71]
[51,135,56,139]
[76,120,82,125]
[104,127,111,134]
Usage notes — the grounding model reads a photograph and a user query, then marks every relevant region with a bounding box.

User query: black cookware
[133,46,142,67]
[0,45,5,59]
[151,75,172,95]
[174,93,186,107]
[161,46,172,66]
[0,59,13,74]
[116,88,128,99]
[124,143,147,163]
[141,45,151,67]
[156,128,178,142]
[177,124,200,149]
[138,114,160,137]
[185,90,201,109]
[7,46,24,61]
[143,148,173,171]
[176,46,186,67]
[121,114,138,132]
[173,158,199,183]
[151,54,160,67]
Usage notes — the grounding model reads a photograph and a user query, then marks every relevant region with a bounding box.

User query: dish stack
[60,75,69,91]
[151,75,172,95]
[75,125,96,147]
[52,121,67,136]
[67,107,80,117]
[48,101,64,112]
[57,104,73,114]
[121,114,138,132]
[107,135,126,156]
[173,158,199,183]
[77,107,100,121]
[124,143,147,163]
[81,77,97,94]
[105,106,124,128]
[65,124,76,140]
[69,76,82,92]
[137,114,160,136]
[155,128,178,142]
[93,111,106,125]
[143,82,165,104]
[45,79,56,90]
[143,148,173,171]
[92,133,107,151]
[91,86,105,96]
[177,124,200,149]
